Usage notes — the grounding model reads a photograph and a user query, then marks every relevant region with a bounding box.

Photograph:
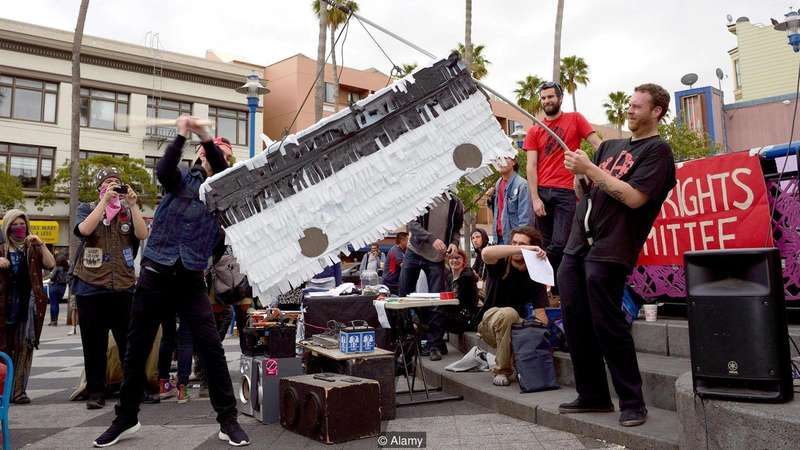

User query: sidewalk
[10,315,622,449]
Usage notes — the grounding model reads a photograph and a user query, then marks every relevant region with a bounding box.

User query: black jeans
[76,292,132,397]
[157,313,193,386]
[557,254,645,411]
[398,250,447,349]
[117,259,237,424]
[536,187,577,294]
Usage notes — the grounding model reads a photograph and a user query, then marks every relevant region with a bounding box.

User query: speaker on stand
[685,248,793,402]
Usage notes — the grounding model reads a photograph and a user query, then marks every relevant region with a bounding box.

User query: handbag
[511,319,559,393]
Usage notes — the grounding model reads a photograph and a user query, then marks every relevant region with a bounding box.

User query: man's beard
[544,103,561,116]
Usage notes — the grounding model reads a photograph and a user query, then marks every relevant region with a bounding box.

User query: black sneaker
[142,391,161,404]
[619,407,648,427]
[219,421,250,446]
[87,394,106,410]
[429,348,442,361]
[93,417,141,447]
[558,397,614,414]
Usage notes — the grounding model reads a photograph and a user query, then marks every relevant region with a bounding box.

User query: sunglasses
[538,81,563,96]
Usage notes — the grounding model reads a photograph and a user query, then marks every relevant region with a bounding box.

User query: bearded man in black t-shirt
[558,83,677,427]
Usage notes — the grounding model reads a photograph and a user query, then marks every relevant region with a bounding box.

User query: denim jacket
[143,135,227,271]
[490,173,533,244]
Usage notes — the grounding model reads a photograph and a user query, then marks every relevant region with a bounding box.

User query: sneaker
[142,391,161,404]
[492,374,510,386]
[619,407,648,427]
[93,417,141,447]
[429,348,442,361]
[177,384,190,404]
[558,397,615,414]
[219,421,250,446]
[159,378,177,399]
[12,393,31,404]
[87,394,106,410]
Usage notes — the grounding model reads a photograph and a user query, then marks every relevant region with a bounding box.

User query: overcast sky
[2,0,795,128]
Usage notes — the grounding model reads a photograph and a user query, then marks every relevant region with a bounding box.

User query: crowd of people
[0,80,676,445]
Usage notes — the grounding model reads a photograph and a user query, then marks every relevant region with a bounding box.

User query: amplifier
[280,373,381,444]
[252,356,304,424]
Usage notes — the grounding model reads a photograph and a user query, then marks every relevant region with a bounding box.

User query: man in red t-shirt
[523,81,602,297]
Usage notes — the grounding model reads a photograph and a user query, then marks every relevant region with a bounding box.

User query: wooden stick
[124,114,212,128]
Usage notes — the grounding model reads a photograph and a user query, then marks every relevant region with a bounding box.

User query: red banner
[637,151,773,266]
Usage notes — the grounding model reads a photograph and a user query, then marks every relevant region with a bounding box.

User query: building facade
[0,18,263,250]
[727,16,800,102]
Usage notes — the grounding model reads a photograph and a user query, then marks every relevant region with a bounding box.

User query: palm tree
[454,43,489,80]
[398,63,417,78]
[312,1,327,121]
[313,1,359,109]
[514,75,544,116]
[464,0,472,70]
[552,0,565,82]
[70,0,90,257]
[559,55,589,112]
[603,91,630,137]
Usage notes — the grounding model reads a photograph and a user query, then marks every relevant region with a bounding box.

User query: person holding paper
[476,226,549,386]
[558,84,677,427]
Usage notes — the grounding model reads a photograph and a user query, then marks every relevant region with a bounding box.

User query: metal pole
[247,96,258,158]
[325,1,573,154]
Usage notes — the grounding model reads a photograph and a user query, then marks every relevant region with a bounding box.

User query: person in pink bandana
[73,167,149,409]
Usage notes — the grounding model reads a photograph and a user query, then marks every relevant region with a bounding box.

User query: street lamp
[511,123,527,149]
[236,72,270,158]
[772,8,800,52]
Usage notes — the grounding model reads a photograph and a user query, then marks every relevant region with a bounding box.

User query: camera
[112,184,129,194]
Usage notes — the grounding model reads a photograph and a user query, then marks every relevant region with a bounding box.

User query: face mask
[9,223,26,240]
[99,186,122,222]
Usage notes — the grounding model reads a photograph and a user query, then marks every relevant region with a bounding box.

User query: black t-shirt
[482,258,548,318]
[565,135,677,269]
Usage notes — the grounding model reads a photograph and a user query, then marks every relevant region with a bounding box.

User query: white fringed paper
[203,79,514,299]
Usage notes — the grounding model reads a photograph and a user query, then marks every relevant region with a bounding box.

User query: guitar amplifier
[242,324,297,357]
[280,373,381,444]
[306,353,396,420]
[252,356,304,424]
[237,355,256,416]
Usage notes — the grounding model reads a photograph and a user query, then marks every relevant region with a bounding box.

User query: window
[346,91,363,104]
[209,107,248,146]
[145,156,192,186]
[0,143,55,189]
[80,88,128,131]
[79,150,125,160]
[733,59,742,89]
[680,94,704,134]
[325,82,336,103]
[0,75,58,123]
[507,119,520,136]
[147,97,192,139]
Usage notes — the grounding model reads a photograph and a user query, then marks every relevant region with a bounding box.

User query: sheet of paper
[521,249,555,286]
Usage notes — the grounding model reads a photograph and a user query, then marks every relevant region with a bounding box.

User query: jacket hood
[3,208,29,239]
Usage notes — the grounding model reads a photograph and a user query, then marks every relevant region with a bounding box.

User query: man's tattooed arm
[594,179,626,203]
[585,166,649,208]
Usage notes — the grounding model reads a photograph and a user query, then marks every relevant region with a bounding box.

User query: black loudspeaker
[685,248,793,402]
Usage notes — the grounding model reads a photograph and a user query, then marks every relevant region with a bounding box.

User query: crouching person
[477,226,549,387]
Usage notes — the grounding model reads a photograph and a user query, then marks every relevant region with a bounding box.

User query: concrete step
[421,348,680,450]
[675,372,800,449]
[454,331,690,411]
[627,319,800,358]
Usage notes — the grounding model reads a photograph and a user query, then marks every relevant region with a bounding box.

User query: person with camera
[93,116,250,448]
[73,167,149,410]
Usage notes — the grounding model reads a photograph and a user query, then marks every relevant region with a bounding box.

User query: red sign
[264,359,278,377]
[637,151,772,266]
